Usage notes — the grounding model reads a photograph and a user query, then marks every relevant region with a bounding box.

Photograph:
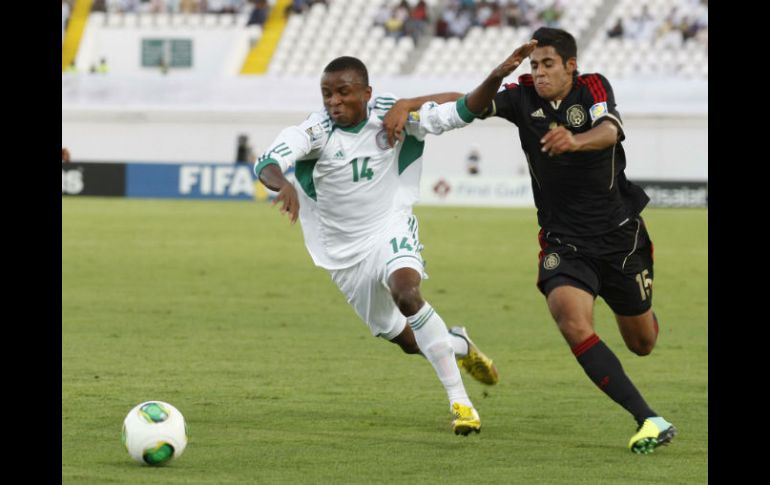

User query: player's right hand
[273,183,300,224]
[383,100,410,148]
[491,40,538,79]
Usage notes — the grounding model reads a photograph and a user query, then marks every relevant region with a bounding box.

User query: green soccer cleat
[628,417,677,454]
[451,402,481,436]
[449,326,499,385]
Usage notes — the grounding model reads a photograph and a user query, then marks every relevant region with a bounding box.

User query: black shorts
[536,217,654,316]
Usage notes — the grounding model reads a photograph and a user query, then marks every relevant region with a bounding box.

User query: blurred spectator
[482,2,503,27]
[286,0,309,16]
[62,148,71,163]
[435,7,451,37]
[163,0,180,12]
[179,0,199,14]
[373,3,390,27]
[539,1,562,28]
[476,1,493,25]
[693,2,708,50]
[503,0,523,27]
[96,57,110,74]
[147,0,164,13]
[656,6,686,47]
[221,0,245,14]
[100,0,256,14]
[284,0,326,16]
[446,0,540,32]
[385,1,411,39]
[679,16,699,42]
[607,18,624,39]
[137,0,152,13]
[517,0,536,26]
[627,4,656,41]
[404,0,429,43]
[65,60,79,73]
[466,145,480,175]
[207,0,226,13]
[247,0,269,26]
[412,0,429,23]
[447,6,473,38]
[664,6,681,26]
[235,134,256,164]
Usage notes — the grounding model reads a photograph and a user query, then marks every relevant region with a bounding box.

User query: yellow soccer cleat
[628,417,677,454]
[449,326,499,385]
[451,402,481,436]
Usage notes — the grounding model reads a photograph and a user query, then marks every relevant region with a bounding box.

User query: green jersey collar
[336,106,371,134]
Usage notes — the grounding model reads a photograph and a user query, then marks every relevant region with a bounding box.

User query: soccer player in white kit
[254,57,500,435]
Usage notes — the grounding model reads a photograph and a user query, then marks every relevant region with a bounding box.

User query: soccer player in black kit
[384,27,676,454]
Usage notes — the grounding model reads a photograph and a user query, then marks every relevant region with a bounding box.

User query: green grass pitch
[62,198,707,484]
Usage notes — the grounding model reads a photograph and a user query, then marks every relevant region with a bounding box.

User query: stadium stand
[69,0,706,79]
[581,0,708,80]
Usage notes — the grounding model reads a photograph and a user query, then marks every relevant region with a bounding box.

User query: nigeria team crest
[376,129,390,150]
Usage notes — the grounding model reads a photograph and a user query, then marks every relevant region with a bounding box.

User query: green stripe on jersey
[455,95,477,123]
[295,159,319,200]
[254,157,280,176]
[398,135,425,174]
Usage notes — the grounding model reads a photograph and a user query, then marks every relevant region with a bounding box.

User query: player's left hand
[491,40,538,79]
[273,183,300,224]
[540,126,579,156]
[383,100,409,148]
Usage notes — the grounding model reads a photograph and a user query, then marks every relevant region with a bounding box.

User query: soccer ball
[122,401,188,465]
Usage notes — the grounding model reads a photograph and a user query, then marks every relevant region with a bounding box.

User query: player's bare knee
[391,286,424,316]
[555,317,593,343]
[628,338,655,356]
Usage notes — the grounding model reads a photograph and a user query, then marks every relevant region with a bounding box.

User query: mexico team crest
[375,129,390,150]
[566,105,587,128]
[543,253,560,270]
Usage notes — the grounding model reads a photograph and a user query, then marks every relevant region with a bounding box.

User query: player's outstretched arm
[383,92,464,147]
[259,164,300,224]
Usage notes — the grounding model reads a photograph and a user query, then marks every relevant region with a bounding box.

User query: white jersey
[255,94,476,270]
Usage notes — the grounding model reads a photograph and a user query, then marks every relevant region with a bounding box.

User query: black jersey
[485,72,649,237]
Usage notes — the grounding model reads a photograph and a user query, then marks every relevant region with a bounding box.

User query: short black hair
[532,27,577,65]
[323,56,369,86]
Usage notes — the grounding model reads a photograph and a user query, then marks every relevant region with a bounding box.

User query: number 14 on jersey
[351,157,374,182]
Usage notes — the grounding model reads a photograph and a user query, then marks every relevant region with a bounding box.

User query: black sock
[572,334,656,426]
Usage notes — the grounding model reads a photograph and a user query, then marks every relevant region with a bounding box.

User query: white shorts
[330,213,427,340]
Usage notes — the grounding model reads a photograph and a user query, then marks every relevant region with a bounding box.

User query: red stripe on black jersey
[504,82,519,90]
[537,229,548,286]
[537,228,549,263]
[578,74,607,104]
[589,75,608,102]
[576,75,597,103]
[518,74,533,86]
[576,76,599,103]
